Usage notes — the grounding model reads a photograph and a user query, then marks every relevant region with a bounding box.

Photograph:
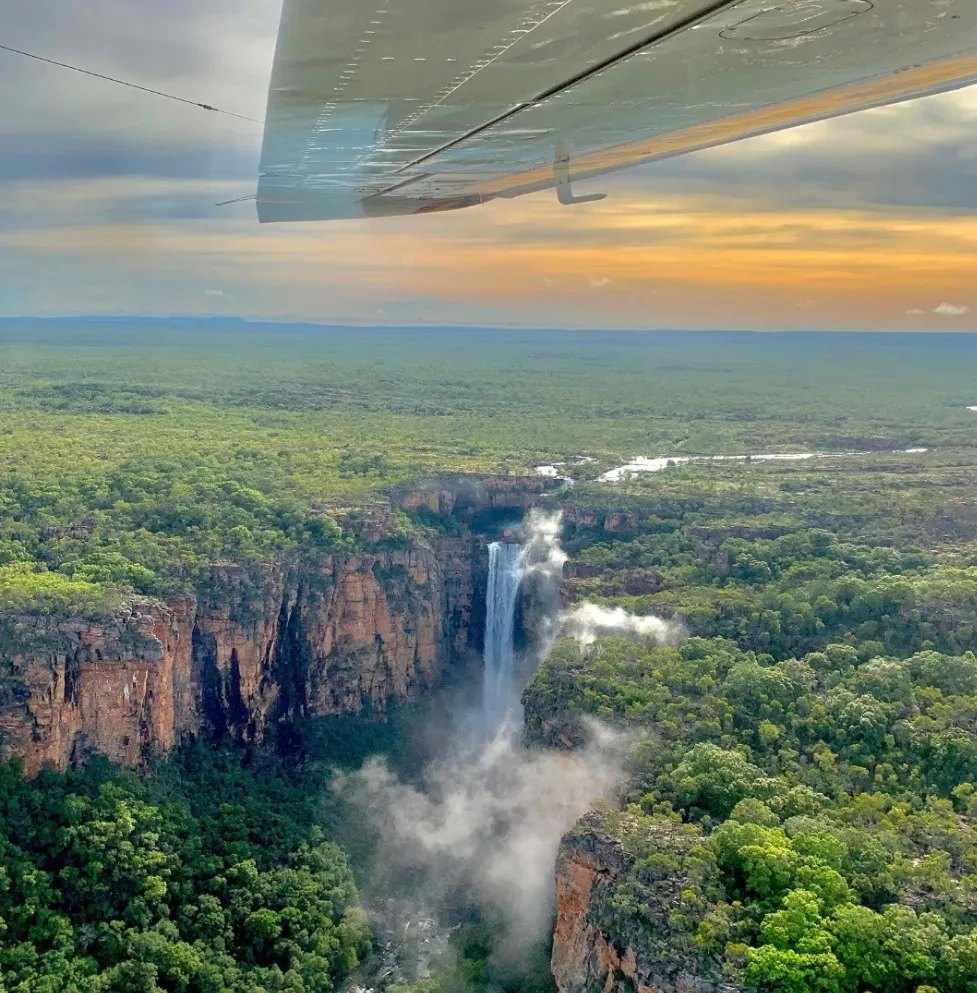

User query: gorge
[339,505,636,993]
[10,458,969,993]
[0,473,655,993]
[6,326,977,993]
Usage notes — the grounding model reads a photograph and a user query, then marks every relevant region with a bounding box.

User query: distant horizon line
[1,313,976,335]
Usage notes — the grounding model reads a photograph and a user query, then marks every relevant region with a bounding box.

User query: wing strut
[554,141,607,205]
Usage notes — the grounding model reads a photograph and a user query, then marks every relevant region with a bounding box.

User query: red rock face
[0,539,476,774]
[553,861,658,993]
[552,830,638,993]
[398,489,458,514]
[0,474,552,775]
[551,818,740,993]
[0,604,185,773]
[603,513,639,533]
[552,853,605,993]
[563,507,602,529]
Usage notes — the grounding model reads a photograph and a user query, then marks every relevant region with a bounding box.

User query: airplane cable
[215,194,257,207]
[0,42,264,124]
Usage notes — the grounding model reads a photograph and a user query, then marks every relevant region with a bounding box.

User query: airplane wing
[257,0,977,222]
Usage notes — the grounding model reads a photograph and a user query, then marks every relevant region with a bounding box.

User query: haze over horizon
[10,315,977,335]
[3,0,977,331]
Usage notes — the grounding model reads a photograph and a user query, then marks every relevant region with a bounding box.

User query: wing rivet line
[396,0,745,173]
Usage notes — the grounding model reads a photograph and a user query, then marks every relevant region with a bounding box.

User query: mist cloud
[329,509,678,984]
[559,601,685,647]
[328,509,631,982]
[337,722,628,975]
[519,509,683,657]
[519,508,567,582]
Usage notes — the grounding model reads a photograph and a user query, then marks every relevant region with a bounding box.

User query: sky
[3,0,977,331]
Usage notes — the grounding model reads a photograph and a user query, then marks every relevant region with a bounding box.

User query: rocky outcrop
[563,561,605,581]
[552,814,739,993]
[604,513,639,534]
[0,603,181,772]
[562,506,603,529]
[560,561,663,603]
[562,506,641,533]
[392,474,553,519]
[0,538,477,774]
[553,820,637,993]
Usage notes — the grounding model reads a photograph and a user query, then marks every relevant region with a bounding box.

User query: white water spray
[482,540,524,731]
[337,509,650,985]
[341,720,629,969]
[560,602,685,647]
[481,510,568,733]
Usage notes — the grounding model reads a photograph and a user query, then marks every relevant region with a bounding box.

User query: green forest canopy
[0,745,370,993]
[3,321,977,612]
[524,466,977,993]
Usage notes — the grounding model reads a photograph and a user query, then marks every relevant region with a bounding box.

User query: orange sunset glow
[2,0,977,330]
[4,180,976,329]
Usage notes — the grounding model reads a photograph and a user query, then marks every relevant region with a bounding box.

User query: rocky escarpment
[0,538,476,774]
[0,473,560,774]
[552,813,739,993]
[560,560,663,603]
[0,470,563,776]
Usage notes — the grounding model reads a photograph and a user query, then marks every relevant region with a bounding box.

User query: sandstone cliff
[0,537,476,775]
[562,505,640,533]
[552,812,739,993]
[0,470,562,775]
[391,473,550,518]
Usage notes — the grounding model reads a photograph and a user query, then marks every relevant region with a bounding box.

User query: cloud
[934,302,970,316]
[204,288,227,297]
[588,276,612,288]
[5,190,977,328]
[558,602,684,648]
[0,0,277,145]
[626,87,977,213]
[337,721,629,976]
[906,308,925,315]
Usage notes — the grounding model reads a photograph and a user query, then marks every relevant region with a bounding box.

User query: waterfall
[482,541,524,732]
